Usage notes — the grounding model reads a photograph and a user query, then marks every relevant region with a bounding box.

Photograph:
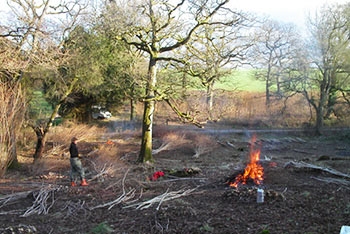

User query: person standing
[69,137,88,186]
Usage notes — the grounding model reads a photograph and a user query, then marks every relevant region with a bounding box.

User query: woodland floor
[0,122,350,234]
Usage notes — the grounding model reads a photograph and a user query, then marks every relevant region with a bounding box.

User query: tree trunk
[0,79,24,176]
[315,70,331,135]
[32,77,78,161]
[265,78,270,107]
[265,59,273,107]
[8,127,18,166]
[315,106,323,135]
[138,57,157,163]
[130,98,135,121]
[138,99,155,163]
[33,127,46,161]
[206,81,215,120]
[33,104,59,160]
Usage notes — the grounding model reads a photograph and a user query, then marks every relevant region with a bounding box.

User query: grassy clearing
[215,69,266,92]
[187,69,265,92]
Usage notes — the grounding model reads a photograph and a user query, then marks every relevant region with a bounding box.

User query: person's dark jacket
[69,142,79,158]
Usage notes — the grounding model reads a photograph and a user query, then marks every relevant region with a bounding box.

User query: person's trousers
[70,157,85,181]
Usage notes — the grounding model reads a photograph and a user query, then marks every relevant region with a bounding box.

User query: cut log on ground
[284,161,350,179]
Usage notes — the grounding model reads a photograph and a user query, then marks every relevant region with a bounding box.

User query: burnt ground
[1,123,350,234]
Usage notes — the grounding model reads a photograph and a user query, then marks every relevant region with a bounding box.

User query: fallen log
[311,176,350,189]
[284,161,350,179]
[293,149,313,154]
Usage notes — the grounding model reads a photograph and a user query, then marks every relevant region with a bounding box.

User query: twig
[0,191,33,207]
[108,189,136,210]
[192,145,210,158]
[154,212,169,232]
[21,185,61,217]
[156,188,169,210]
[0,209,24,215]
[124,187,197,210]
[90,169,137,210]
[152,142,171,155]
[104,179,121,191]
[141,177,208,183]
[61,200,87,217]
[86,159,115,182]
[226,141,236,148]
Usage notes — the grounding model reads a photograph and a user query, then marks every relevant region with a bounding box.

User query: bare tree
[301,3,350,133]
[0,70,25,176]
[0,11,29,175]
[180,18,253,120]
[102,0,237,163]
[249,18,300,107]
[1,0,91,161]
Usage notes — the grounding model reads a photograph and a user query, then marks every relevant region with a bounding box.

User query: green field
[214,69,266,92]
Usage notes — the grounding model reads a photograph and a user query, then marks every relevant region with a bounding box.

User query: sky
[229,0,349,30]
[1,0,348,30]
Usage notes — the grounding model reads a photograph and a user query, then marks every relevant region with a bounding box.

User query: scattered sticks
[124,187,197,210]
[90,163,115,182]
[61,200,87,217]
[90,169,137,210]
[21,185,62,217]
[0,191,32,208]
[86,159,116,182]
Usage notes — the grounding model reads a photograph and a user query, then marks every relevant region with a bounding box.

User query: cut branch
[284,161,350,179]
[21,185,62,217]
[90,169,137,210]
[0,191,32,208]
[124,187,197,210]
[311,176,350,189]
[163,98,203,128]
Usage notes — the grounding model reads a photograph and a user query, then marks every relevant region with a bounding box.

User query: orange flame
[230,135,264,188]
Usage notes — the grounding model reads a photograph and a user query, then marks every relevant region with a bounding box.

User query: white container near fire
[257,188,264,203]
[340,225,350,234]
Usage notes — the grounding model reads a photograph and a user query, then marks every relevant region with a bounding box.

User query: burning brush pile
[225,135,285,203]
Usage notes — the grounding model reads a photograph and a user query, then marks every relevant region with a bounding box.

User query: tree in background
[101,0,237,163]
[181,18,253,120]
[93,16,147,122]
[293,3,350,133]
[1,0,96,161]
[58,25,131,122]
[249,19,300,107]
[0,37,26,176]
[0,0,48,171]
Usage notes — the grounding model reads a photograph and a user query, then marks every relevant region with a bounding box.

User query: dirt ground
[0,122,350,234]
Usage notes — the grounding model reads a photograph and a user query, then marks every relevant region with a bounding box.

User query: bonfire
[229,134,264,188]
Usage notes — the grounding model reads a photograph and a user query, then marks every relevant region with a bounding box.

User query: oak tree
[102,0,236,163]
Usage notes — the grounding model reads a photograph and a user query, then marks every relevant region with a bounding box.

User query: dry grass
[47,122,105,144]
[153,125,218,158]
[12,90,350,181]
[184,132,218,158]
[87,140,130,180]
[154,91,314,128]
[152,128,190,155]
